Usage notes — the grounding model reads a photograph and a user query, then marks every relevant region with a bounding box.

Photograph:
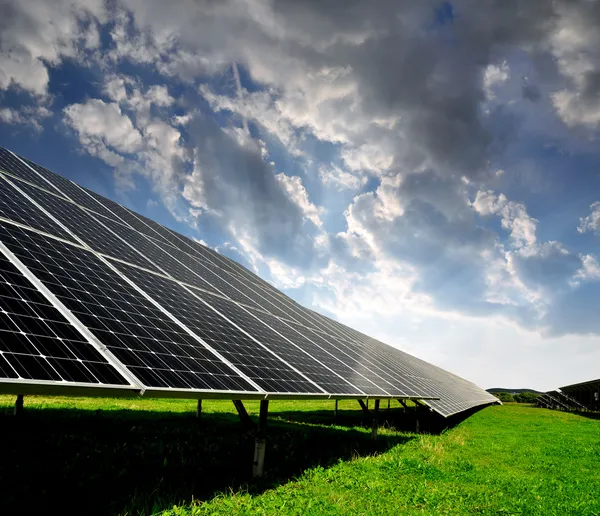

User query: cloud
[0,0,105,96]
[64,79,186,206]
[64,99,143,156]
[509,242,582,295]
[335,171,506,318]
[200,85,302,154]
[473,190,538,248]
[275,173,325,228]
[573,254,600,282]
[318,164,367,191]
[484,61,510,98]
[0,105,51,130]
[549,0,600,128]
[182,113,324,268]
[578,201,600,235]
[101,0,552,183]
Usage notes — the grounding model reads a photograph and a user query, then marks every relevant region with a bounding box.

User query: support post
[371,399,380,441]
[334,399,338,418]
[397,399,409,410]
[14,394,23,417]
[232,400,255,431]
[252,400,269,478]
[387,399,391,411]
[415,403,427,434]
[357,399,369,415]
[196,399,202,419]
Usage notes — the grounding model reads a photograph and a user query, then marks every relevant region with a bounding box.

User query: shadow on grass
[0,404,417,515]
[572,410,600,420]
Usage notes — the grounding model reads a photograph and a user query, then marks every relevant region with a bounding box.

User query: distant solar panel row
[558,379,600,412]
[0,147,498,416]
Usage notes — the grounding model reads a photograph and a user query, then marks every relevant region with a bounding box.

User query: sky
[1,0,600,391]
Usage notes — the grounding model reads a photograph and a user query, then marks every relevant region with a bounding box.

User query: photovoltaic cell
[80,188,174,240]
[0,223,256,393]
[20,156,97,202]
[295,326,419,397]
[0,175,75,240]
[81,200,267,304]
[0,245,129,386]
[43,180,120,222]
[196,292,377,395]
[111,262,319,394]
[0,149,66,194]
[115,212,272,293]
[9,181,162,272]
[80,189,298,318]
[95,216,227,296]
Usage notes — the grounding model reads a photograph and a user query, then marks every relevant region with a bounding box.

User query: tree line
[493,392,540,403]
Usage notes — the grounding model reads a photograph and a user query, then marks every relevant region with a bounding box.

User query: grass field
[0,396,598,515]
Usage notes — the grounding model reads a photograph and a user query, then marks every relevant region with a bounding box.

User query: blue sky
[2,0,600,390]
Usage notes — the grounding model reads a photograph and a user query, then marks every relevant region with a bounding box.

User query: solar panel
[182,289,376,395]
[0,223,257,393]
[0,147,500,417]
[111,262,321,394]
[0,149,68,194]
[0,175,74,240]
[0,240,131,388]
[9,180,164,271]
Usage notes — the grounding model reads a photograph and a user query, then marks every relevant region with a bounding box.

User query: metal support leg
[232,400,255,431]
[334,399,338,418]
[387,399,391,411]
[415,403,425,433]
[14,394,23,417]
[371,399,380,441]
[253,400,269,478]
[357,399,369,414]
[196,399,202,419]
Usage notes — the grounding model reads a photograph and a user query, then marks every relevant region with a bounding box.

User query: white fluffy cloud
[64,99,143,155]
[200,85,302,155]
[0,0,105,96]
[578,201,600,235]
[63,78,185,204]
[0,105,51,130]
[275,173,325,228]
[483,61,510,99]
[473,190,538,248]
[573,254,600,282]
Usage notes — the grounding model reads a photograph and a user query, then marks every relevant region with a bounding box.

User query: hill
[487,388,544,394]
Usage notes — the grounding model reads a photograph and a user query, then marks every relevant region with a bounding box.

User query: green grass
[0,397,598,515]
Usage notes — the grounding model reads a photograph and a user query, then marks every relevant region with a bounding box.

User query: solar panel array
[537,390,586,411]
[0,147,498,417]
[558,379,600,412]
